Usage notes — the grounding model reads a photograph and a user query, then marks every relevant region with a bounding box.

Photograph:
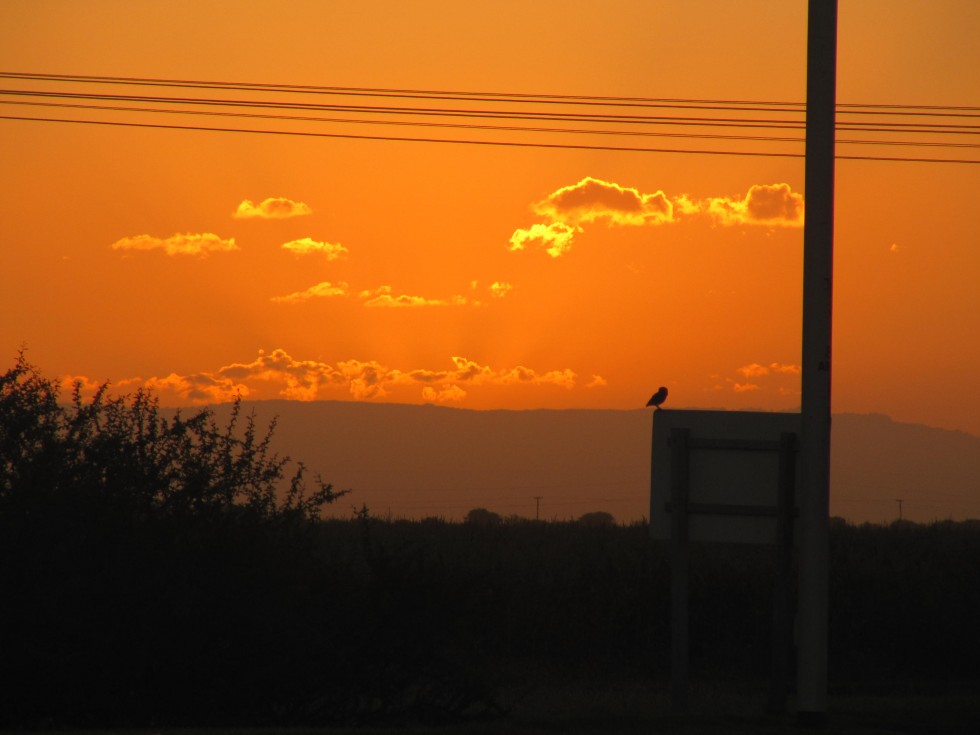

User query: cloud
[736,362,801,378]
[216,349,345,401]
[422,384,467,403]
[509,222,580,258]
[586,374,608,388]
[534,176,673,226]
[509,180,804,258]
[111,233,238,256]
[358,285,468,308]
[59,374,107,398]
[447,356,576,389]
[489,281,514,298]
[271,281,349,303]
[336,359,400,399]
[281,238,348,259]
[737,363,771,378]
[671,194,702,217]
[769,362,801,375]
[60,350,580,406]
[706,183,804,226]
[210,352,577,401]
[727,361,800,397]
[142,372,250,403]
[273,282,482,308]
[233,197,312,219]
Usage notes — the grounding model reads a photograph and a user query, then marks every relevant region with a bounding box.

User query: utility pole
[798,0,837,726]
[896,498,903,521]
[534,496,543,520]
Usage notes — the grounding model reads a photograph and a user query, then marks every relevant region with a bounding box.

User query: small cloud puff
[725,360,800,400]
[272,281,483,308]
[737,363,771,378]
[422,384,467,403]
[281,238,348,259]
[706,183,804,227]
[586,374,608,388]
[142,372,251,403]
[447,356,576,389]
[737,362,801,379]
[489,281,514,298]
[271,281,349,303]
[111,233,238,256]
[234,197,312,219]
[509,222,580,258]
[535,177,673,227]
[358,285,469,308]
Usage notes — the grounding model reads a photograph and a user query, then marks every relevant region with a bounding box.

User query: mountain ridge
[194,401,979,524]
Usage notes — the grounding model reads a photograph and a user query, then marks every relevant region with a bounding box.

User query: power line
[5,98,979,152]
[3,114,976,165]
[0,114,813,159]
[4,70,979,115]
[4,88,979,133]
[1,71,977,164]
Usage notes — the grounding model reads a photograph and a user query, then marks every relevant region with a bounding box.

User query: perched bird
[646,386,668,409]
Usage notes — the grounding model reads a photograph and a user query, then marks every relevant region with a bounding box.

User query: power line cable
[4,89,979,134]
[2,113,977,165]
[4,70,979,116]
[5,98,978,152]
[1,71,976,164]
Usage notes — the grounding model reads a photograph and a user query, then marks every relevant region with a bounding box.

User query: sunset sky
[2,1,978,436]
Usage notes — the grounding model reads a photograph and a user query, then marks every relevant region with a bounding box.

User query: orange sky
[1,1,978,436]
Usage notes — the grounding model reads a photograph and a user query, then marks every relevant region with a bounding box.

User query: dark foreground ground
[4,362,978,734]
[18,679,980,735]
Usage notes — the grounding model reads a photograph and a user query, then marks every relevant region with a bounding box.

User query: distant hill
[202,401,980,524]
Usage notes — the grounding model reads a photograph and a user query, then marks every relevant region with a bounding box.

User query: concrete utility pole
[798,0,837,725]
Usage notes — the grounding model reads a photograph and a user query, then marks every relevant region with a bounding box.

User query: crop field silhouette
[2,356,978,732]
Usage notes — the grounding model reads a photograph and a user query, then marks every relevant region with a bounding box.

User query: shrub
[465,507,503,525]
[0,354,347,728]
[0,351,342,522]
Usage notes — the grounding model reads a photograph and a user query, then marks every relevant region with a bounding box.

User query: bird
[646,386,668,409]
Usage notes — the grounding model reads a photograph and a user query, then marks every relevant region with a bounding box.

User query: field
[2,362,977,732]
[4,514,978,733]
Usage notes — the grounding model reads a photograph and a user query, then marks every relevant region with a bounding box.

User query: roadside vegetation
[2,354,977,730]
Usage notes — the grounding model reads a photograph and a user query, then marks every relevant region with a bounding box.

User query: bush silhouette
[0,352,341,522]
[465,507,503,525]
[578,511,616,527]
[0,354,348,727]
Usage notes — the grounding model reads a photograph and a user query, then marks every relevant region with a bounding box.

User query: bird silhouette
[646,386,668,408]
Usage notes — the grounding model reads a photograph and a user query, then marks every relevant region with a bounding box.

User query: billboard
[649,409,802,545]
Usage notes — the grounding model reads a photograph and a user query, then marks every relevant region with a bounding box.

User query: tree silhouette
[578,511,616,527]
[0,353,348,728]
[0,351,344,522]
[465,507,503,525]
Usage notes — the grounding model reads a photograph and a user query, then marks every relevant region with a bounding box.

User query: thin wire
[4,89,979,137]
[4,70,980,116]
[0,113,808,158]
[6,98,978,151]
[0,99,809,145]
[0,70,819,109]
[0,89,813,127]
[3,113,978,164]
